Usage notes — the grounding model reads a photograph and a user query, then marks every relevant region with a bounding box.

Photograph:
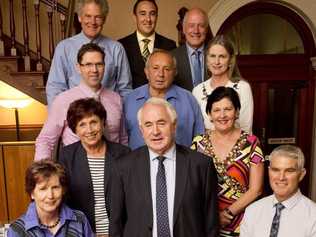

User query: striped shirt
[87,156,109,235]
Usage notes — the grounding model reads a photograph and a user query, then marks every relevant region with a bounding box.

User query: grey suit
[109,144,218,237]
[172,44,208,91]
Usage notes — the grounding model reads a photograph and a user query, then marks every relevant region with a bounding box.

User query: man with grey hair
[123,49,205,150]
[46,0,132,106]
[240,145,316,237]
[172,7,209,91]
[110,97,218,237]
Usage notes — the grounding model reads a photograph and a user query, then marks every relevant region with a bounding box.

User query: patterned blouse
[191,130,264,237]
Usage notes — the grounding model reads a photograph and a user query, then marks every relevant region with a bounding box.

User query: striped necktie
[142,38,151,62]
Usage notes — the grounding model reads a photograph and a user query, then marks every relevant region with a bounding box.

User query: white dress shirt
[240,190,316,237]
[137,31,155,54]
[149,145,176,237]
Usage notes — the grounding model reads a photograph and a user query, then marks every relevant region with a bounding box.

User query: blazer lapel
[173,145,189,225]
[137,147,154,228]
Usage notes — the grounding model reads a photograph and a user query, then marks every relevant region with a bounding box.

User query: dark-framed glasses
[80,62,105,69]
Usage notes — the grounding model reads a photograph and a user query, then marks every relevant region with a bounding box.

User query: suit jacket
[58,139,131,232]
[119,32,176,89]
[172,44,208,91]
[110,144,218,237]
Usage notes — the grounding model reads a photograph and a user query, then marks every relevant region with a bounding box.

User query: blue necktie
[192,50,202,87]
[156,156,171,237]
[269,203,285,237]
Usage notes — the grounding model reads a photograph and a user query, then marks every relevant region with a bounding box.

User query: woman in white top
[192,35,253,133]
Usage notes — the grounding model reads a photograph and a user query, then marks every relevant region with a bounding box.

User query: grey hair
[182,7,208,28]
[145,49,177,71]
[269,145,305,170]
[137,97,178,125]
[76,0,109,18]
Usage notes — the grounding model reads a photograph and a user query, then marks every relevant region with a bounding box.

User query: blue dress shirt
[123,84,205,149]
[46,31,132,105]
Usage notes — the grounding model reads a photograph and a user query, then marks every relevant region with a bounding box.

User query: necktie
[269,203,285,237]
[142,39,151,62]
[156,156,171,237]
[192,50,202,87]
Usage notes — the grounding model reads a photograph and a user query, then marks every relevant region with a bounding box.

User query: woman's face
[31,175,63,216]
[206,44,231,77]
[209,97,237,133]
[75,114,104,147]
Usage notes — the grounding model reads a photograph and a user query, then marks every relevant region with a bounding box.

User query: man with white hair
[110,97,218,237]
[240,145,316,237]
[46,0,132,105]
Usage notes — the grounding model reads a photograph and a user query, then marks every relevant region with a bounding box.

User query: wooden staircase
[0,0,74,105]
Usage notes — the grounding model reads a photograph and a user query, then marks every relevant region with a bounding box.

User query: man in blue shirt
[46,0,132,106]
[124,49,205,149]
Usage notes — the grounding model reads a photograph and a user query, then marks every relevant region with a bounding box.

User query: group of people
[7,0,316,236]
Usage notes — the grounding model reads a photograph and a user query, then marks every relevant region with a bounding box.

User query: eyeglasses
[82,15,104,23]
[79,62,105,70]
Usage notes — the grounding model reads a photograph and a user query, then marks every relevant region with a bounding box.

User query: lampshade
[0,98,33,109]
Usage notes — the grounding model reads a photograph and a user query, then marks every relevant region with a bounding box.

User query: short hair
[67,98,107,134]
[133,0,158,15]
[205,86,241,114]
[25,159,67,196]
[76,0,109,19]
[206,35,241,82]
[137,97,177,125]
[183,7,208,28]
[77,43,105,64]
[269,145,305,170]
[145,49,177,70]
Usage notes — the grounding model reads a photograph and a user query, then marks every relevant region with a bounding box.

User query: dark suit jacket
[119,32,176,89]
[110,144,218,237]
[172,44,208,91]
[58,139,131,232]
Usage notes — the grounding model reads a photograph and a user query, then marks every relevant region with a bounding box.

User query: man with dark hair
[110,97,218,237]
[35,43,127,160]
[46,0,132,106]
[119,0,176,88]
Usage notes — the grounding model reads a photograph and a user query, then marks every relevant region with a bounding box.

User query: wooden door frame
[216,1,316,195]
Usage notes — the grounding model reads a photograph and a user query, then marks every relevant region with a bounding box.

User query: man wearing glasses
[45,0,132,106]
[34,43,128,160]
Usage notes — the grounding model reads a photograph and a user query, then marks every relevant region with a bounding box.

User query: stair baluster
[47,6,54,61]
[9,0,17,56]
[60,14,66,40]
[22,0,31,71]
[0,1,4,56]
[34,0,43,71]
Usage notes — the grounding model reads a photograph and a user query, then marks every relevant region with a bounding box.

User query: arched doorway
[214,1,316,195]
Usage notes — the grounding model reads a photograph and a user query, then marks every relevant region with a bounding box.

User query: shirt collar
[136,31,155,44]
[135,84,178,100]
[78,82,103,99]
[186,42,204,56]
[24,202,78,231]
[148,144,176,162]
[272,189,302,210]
[80,31,102,44]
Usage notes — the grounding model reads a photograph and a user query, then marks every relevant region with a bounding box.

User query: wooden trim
[0,124,43,129]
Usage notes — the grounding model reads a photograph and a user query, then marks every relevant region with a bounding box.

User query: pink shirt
[35,83,128,160]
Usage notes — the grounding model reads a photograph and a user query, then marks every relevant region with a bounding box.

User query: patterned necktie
[269,203,285,237]
[142,38,151,62]
[156,156,171,237]
[192,50,202,87]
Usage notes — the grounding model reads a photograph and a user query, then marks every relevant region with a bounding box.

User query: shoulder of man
[155,33,177,49]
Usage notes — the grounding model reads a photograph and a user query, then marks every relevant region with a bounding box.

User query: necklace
[39,217,60,229]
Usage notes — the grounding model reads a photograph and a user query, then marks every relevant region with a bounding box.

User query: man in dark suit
[119,0,176,88]
[172,8,209,91]
[110,97,218,237]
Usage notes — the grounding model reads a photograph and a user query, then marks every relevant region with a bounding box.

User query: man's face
[77,51,105,90]
[269,155,306,202]
[134,1,157,37]
[183,9,208,49]
[78,2,105,39]
[145,52,176,93]
[139,103,176,155]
